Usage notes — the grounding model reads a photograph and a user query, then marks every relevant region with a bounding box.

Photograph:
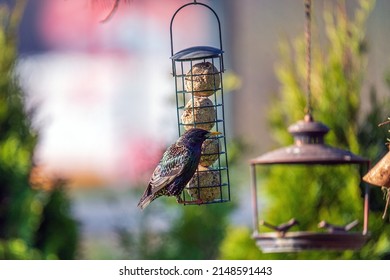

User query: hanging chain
[304,0,312,116]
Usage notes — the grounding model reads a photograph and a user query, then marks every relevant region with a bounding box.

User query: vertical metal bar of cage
[363,161,370,235]
[174,61,181,138]
[218,55,230,201]
[180,61,186,136]
[250,164,259,233]
[190,59,195,131]
[363,184,370,235]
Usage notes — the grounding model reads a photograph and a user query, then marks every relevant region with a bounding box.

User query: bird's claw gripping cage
[170,1,230,205]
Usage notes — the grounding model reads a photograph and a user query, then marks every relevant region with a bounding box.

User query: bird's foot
[191,198,204,205]
[175,195,204,205]
[176,195,184,204]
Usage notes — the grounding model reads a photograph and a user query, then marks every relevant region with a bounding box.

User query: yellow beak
[207,131,222,137]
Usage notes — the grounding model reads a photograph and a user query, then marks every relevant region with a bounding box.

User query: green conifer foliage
[0,0,79,259]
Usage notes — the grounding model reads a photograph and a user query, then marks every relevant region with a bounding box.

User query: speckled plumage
[137,128,216,210]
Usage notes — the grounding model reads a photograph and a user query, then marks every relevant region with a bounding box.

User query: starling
[137,128,221,210]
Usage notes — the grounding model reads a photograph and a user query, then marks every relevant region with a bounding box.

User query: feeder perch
[317,219,359,233]
[170,1,230,205]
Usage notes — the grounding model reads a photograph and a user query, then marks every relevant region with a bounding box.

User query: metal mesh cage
[170,2,230,205]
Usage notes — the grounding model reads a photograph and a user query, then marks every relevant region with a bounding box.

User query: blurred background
[0,0,389,259]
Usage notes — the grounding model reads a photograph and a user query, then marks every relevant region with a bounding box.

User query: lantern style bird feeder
[250,0,371,253]
[169,1,230,205]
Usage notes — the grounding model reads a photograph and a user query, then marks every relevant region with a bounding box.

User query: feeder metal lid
[251,144,368,165]
[288,117,329,136]
[251,115,369,165]
[171,46,223,61]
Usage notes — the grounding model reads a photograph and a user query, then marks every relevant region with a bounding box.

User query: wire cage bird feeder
[249,0,371,253]
[170,1,230,205]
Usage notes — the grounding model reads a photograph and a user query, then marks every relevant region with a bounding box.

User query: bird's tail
[137,185,153,210]
[137,196,152,210]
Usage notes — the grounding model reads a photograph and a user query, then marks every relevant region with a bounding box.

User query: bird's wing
[148,144,190,191]
[138,144,191,209]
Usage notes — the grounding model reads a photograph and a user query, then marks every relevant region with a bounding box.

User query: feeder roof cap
[250,115,369,165]
[250,144,369,165]
[171,46,223,61]
[288,115,329,136]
